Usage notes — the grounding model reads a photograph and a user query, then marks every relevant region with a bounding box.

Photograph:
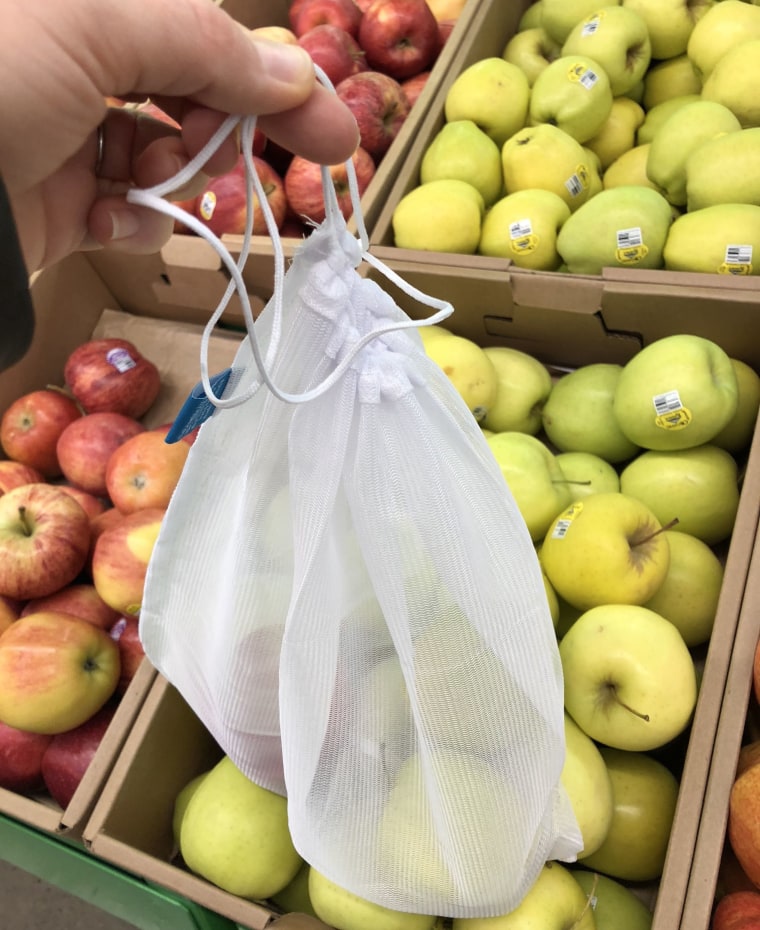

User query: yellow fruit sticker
[718,244,753,275]
[510,218,539,255]
[199,191,217,221]
[565,165,590,198]
[567,63,599,90]
[582,11,604,35]
[551,502,584,539]
[615,227,648,265]
[125,603,141,616]
[652,389,693,430]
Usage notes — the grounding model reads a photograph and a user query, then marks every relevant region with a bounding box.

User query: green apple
[641,55,702,110]
[270,861,318,918]
[392,179,484,254]
[452,862,595,930]
[619,444,740,545]
[502,27,562,86]
[580,747,680,882]
[519,1,545,31]
[556,185,673,275]
[418,324,455,351]
[179,755,303,899]
[529,55,614,143]
[613,334,739,451]
[423,332,498,421]
[646,101,741,206]
[561,6,651,96]
[560,604,698,751]
[501,124,596,211]
[712,358,760,453]
[478,189,571,270]
[540,492,671,610]
[701,40,760,128]
[643,530,724,647]
[172,770,210,847]
[555,595,583,639]
[636,94,701,145]
[687,0,760,81]
[663,203,760,275]
[561,713,615,858]
[622,0,715,60]
[585,97,645,171]
[572,869,653,930]
[487,432,573,541]
[444,58,530,148]
[420,120,503,207]
[309,867,437,930]
[555,452,621,499]
[685,128,760,211]
[542,0,623,44]
[542,363,641,463]
[481,346,554,433]
[604,144,663,192]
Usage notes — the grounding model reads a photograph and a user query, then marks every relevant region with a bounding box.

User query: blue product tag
[163,368,233,443]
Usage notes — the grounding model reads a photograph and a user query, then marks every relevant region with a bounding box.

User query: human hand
[1,0,360,272]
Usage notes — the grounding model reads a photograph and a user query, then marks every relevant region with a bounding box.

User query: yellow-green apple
[519,2,545,32]
[712,891,760,930]
[581,747,680,881]
[422,332,498,420]
[0,483,90,600]
[685,129,760,212]
[91,507,165,615]
[288,0,363,38]
[556,184,674,275]
[585,97,645,171]
[636,94,701,145]
[646,101,741,206]
[613,334,739,451]
[560,604,697,751]
[729,761,760,888]
[0,460,45,494]
[336,71,411,161]
[180,755,303,899]
[603,144,661,191]
[642,55,702,110]
[105,428,190,515]
[249,25,299,44]
[41,700,116,808]
[297,24,368,87]
[487,432,572,541]
[701,40,760,128]
[561,7,651,96]
[420,120,503,207]
[642,530,723,647]
[713,359,760,453]
[109,615,146,694]
[542,363,641,463]
[64,337,160,420]
[21,583,121,631]
[444,58,530,148]
[172,769,211,846]
[270,861,318,918]
[0,611,121,734]
[56,411,146,497]
[622,0,714,60]
[196,154,288,236]
[392,178,484,253]
[501,124,595,211]
[541,0,623,44]
[541,492,671,611]
[571,869,653,930]
[478,188,571,271]
[502,27,562,86]
[451,861,595,930]
[56,484,107,520]
[0,595,19,635]
[310,866,437,930]
[0,721,53,792]
[481,346,553,434]
[0,388,83,477]
[357,0,440,80]
[664,204,760,276]
[561,713,615,858]
[687,0,760,81]
[529,55,614,143]
[555,452,621,499]
[285,147,375,224]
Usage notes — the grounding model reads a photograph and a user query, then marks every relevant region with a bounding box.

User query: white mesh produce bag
[131,73,581,918]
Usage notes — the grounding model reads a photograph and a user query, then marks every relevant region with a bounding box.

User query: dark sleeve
[0,174,35,372]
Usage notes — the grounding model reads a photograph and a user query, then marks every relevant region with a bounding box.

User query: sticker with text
[106,347,137,373]
[199,191,217,221]
[718,244,753,276]
[565,164,590,198]
[567,62,599,89]
[652,389,693,430]
[615,227,649,265]
[581,11,604,35]
[551,502,584,539]
[510,218,539,255]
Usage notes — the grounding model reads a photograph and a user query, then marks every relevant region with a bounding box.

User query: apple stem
[616,694,650,722]
[551,479,592,486]
[631,517,680,547]
[17,506,32,537]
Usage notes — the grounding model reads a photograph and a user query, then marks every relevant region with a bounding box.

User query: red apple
[0,483,90,601]
[400,69,430,107]
[91,507,165,615]
[289,0,363,38]
[196,154,287,237]
[712,890,760,930]
[0,596,20,635]
[729,762,760,888]
[87,507,125,575]
[437,17,456,47]
[56,484,107,520]
[109,615,146,694]
[358,0,440,80]
[0,721,53,793]
[21,583,121,631]
[56,411,146,498]
[0,611,121,734]
[298,24,368,87]
[354,0,374,10]
[737,740,760,779]
[0,389,83,477]
[105,429,190,514]
[64,338,161,419]
[41,701,117,808]
[172,194,200,234]
[285,147,375,224]
[335,71,411,160]
[0,460,46,495]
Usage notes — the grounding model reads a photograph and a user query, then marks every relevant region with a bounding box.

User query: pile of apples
[392,0,760,278]
[167,0,464,240]
[0,337,189,810]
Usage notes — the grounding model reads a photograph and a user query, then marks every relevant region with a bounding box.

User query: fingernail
[108,210,140,241]
[256,41,314,84]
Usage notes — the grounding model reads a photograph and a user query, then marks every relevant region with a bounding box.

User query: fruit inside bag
[132,69,582,919]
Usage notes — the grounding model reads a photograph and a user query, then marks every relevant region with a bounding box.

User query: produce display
[391,0,760,277]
